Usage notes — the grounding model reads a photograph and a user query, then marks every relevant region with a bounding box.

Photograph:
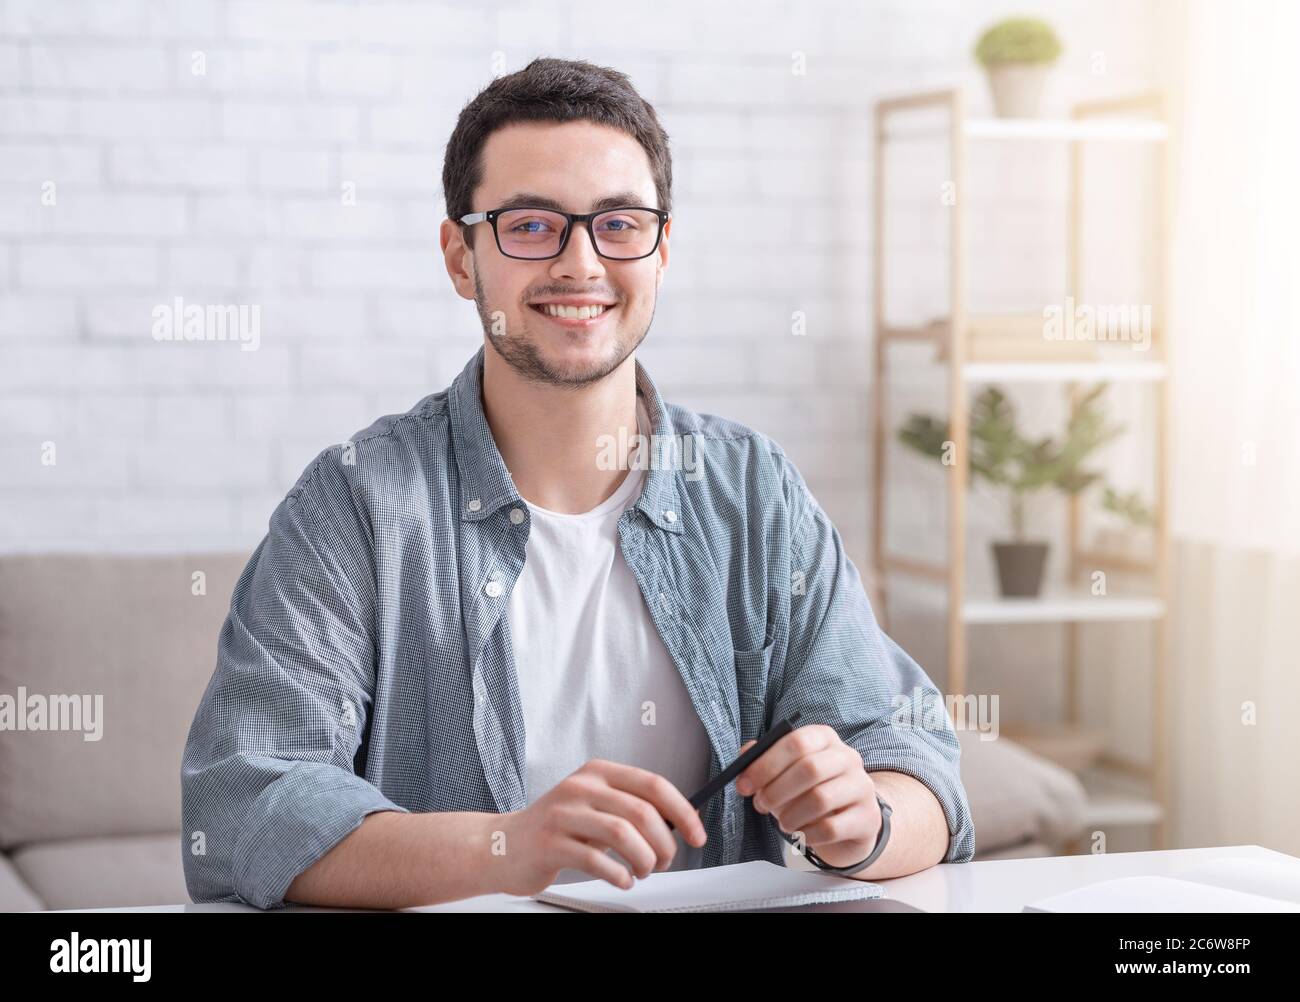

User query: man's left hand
[735,724,881,868]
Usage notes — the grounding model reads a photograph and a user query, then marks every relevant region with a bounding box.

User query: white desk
[55,845,1295,913]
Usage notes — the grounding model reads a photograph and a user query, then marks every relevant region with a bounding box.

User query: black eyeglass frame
[458,205,671,261]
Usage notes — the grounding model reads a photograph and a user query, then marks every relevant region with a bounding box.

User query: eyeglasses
[458,205,670,261]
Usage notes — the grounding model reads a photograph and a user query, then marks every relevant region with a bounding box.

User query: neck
[481,345,640,514]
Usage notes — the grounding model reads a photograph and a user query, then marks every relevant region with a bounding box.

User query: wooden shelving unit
[871,89,1172,849]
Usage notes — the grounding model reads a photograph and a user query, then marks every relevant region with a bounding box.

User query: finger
[556,835,637,890]
[734,739,757,780]
[584,786,681,870]
[794,801,876,850]
[556,805,659,879]
[755,745,857,816]
[770,772,865,836]
[736,724,836,796]
[594,762,707,845]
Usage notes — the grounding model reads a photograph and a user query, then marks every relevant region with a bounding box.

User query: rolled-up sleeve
[180,459,409,909]
[774,452,976,864]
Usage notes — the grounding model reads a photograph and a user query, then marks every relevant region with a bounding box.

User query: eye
[508,217,557,234]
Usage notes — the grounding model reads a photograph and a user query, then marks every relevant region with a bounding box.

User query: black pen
[665,709,802,832]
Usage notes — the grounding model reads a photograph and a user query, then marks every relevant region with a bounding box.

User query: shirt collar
[448,346,685,534]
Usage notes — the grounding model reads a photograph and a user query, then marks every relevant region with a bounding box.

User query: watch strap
[796,792,892,876]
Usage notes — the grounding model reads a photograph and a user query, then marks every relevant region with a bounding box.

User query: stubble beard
[473,269,652,389]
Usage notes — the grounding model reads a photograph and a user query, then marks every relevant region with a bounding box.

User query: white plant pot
[985,63,1050,118]
[1094,526,1155,563]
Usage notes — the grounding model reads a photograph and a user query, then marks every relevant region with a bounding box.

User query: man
[180,57,975,911]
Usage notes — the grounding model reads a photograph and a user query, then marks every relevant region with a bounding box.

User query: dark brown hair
[442,57,673,247]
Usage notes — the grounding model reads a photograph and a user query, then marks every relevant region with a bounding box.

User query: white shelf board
[964,118,1168,142]
[963,361,1167,383]
[963,592,1165,625]
[890,576,1165,625]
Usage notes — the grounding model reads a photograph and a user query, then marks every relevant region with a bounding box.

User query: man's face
[443,120,670,387]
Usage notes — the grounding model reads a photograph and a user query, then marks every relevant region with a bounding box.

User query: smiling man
[180,57,975,911]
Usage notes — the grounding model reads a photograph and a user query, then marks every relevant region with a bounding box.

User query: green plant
[1101,486,1156,528]
[974,17,1063,67]
[897,384,1122,540]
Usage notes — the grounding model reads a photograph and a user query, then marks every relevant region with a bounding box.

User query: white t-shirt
[507,394,713,883]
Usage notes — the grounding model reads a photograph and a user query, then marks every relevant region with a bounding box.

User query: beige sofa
[0,552,1087,911]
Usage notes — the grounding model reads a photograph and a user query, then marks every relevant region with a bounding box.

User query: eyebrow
[495,191,650,213]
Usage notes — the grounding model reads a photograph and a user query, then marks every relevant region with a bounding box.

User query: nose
[550,220,606,281]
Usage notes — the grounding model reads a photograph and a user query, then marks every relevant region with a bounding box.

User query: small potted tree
[897,384,1123,598]
[974,16,1063,118]
[1096,485,1157,562]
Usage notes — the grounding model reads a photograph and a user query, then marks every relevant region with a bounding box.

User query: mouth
[528,302,617,328]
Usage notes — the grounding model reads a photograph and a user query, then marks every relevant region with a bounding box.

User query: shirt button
[484,580,503,598]
[467,498,482,512]
[663,509,677,523]
[509,507,524,525]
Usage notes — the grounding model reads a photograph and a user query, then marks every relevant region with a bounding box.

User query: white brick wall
[0,0,1161,652]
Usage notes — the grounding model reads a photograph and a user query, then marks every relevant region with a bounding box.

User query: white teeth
[539,303,608,319]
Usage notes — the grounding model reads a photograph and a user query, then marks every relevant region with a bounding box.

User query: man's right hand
[494,760,708,897]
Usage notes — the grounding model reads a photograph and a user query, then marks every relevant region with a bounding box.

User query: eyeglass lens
[495,208,661,259]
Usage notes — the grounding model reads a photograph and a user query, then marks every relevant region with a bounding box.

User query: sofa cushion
[0,852,44,911]
[974,839,1054,861]
[958,729,1089,856]
[11,832,190,911]
[0,552,251,849]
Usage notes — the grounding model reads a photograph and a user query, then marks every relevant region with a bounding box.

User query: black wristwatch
[784,793,893,876]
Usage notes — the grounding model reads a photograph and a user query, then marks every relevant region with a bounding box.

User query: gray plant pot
[992,541,1049,597]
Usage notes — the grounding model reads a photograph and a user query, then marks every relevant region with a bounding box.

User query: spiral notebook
[532,860,885,913]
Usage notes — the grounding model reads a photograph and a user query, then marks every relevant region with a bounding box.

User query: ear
[654,218,669,288]
[440,218,477,302]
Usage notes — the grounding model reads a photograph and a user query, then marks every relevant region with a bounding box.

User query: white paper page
[534,859,884,912]
[1174,856,1300,904]
[1023,875,1300,913]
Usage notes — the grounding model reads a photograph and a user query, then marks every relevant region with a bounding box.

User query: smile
[529,303,616,325]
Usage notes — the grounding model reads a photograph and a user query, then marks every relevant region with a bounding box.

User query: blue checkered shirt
[181,346,975,908]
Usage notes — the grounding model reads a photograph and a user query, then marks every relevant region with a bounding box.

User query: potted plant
[1095,485,1157,562]
[973,16,1063,118]
[897,384,1123,598]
